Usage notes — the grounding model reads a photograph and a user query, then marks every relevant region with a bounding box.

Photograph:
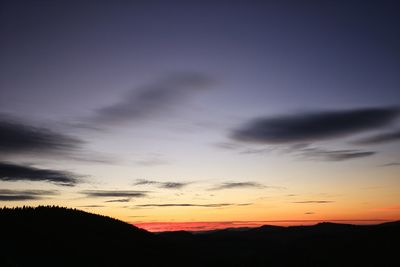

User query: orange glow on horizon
[133,219,393,232]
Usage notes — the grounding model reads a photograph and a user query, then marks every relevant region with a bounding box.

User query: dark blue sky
[1,0,399,117]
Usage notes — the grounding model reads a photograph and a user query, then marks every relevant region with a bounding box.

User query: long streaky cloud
[293,201,334,204]
[298,147,376,161]
[82,190,148,198]
[232,107,399,144]
[0,162,79,186]
[105,198,131,203]
[78,205,105,208]
[0,114,83,156]
[355,129,400,145]
[210,182,265,190]
[380,162,400,167]
[134,179,190,189]
[134,203,251,208]
[0,189,57,201]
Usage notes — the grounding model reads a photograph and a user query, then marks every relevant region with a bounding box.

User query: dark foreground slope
[1,207,399,267]
[0,206,156,267]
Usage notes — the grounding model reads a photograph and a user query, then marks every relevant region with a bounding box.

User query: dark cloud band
[0,189,57,201]
[0,114,83,156]
[232,107,399,144]
[81,190,148,198]
[0,162,79,186]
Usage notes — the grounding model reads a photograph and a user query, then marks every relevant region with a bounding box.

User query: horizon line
[132,218,397,232]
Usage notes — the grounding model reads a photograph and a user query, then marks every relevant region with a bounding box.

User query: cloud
[161,182,189,189]
[0,114,83,156]
[293,201,334,204]
[104,198,131,203]
[298,147,376,161]
[134,179,190,189]
[355,129,400,145]
[81,190,148,198]
[380,162,400,167]
[77,205,105,208]
[214,142,241,150]
[231,107,399,144]
[0,189,57,201]
[88,73,213,125]
[134,179,159,185]
[0,162,79,186]
[133,203,252,208]
[134,158,169,166]
[239,148,272,155]
[210,182,266,190]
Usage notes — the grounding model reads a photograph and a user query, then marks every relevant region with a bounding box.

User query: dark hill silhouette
[1,206,399,267]
[157,221,400,267]
[0,206,156,267]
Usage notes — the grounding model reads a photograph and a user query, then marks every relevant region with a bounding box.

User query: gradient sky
[1,0,399,231]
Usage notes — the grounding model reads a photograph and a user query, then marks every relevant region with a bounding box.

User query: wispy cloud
[133,179,159,186]
[239,148,273,155]
[81,190,148,198]
[87,73,213,125]
[297,147,376,161]
[0,161,80,186]
[0,189,57,201]
[214,142,241,150]
[210,182,266,190]
[161,182,189,189]
[293,200,334,204]
[77,205,105,208]
[380,162,400,167]
[134,179,190,189]
[231,107,399,144]
[0,114,111,164]
[104,198,131,203]
[217,141,375,162]
[133,203,252,208]
[0,114,83,157]
[134,158,170,166]
[355,129,400,145]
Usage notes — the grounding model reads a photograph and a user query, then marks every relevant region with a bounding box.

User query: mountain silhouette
[1,206,398,267]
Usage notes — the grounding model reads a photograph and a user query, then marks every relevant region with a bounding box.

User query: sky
[0,0,399,232]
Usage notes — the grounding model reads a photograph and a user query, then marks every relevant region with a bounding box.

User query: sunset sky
[1,0,399,232]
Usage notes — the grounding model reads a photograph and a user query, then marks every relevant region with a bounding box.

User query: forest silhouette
[1,206,398,267]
